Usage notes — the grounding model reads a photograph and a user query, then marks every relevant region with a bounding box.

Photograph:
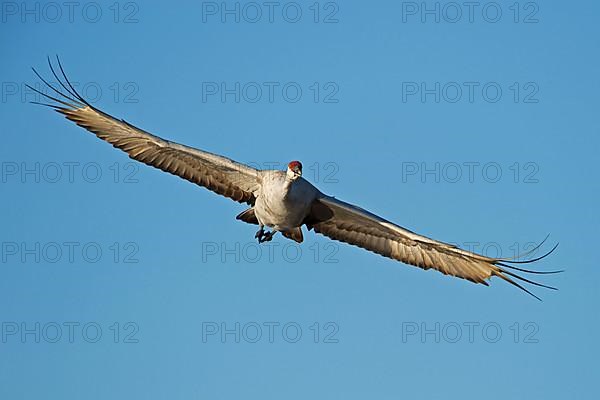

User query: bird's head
[286,160,303,181]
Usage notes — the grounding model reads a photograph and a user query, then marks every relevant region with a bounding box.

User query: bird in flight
[28,57,561,299]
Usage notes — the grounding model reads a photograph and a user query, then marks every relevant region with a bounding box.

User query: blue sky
[1,1,598,398]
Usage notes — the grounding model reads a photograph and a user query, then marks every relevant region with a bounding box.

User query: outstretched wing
[306,195,560,299]
[29,57,260,205]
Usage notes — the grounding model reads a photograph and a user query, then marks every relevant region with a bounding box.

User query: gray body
[254,171,319,231]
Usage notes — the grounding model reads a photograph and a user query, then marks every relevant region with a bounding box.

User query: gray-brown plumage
[28,56,561,299]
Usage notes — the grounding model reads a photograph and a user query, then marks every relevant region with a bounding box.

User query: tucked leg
[255,225,265,242]
[258,230,277,243]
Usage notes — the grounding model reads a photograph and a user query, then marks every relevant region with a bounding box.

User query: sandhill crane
[28,57,561,299]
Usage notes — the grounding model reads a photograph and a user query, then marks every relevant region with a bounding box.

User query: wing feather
[30,57,259,205]
[308,195,559,299]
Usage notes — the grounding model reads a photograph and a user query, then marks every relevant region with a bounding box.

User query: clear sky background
[1,1,598,398]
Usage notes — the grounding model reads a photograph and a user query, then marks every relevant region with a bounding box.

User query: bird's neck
[282,177,296,196]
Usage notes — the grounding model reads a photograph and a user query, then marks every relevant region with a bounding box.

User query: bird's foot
[258,230,275,244]
[254,228,265,240]
[255,228,264,241]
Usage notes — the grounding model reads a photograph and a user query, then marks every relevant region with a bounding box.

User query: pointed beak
[287,167,302,180]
